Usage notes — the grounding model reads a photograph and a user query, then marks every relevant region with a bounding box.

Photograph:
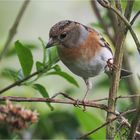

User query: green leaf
[15,40,33,77]
[17,69,24,80]
[48,47,59,65]
[47,71,79,87]
[52,64,61,71]
[0,68,19,81]
[33,84,54,110]
[74,108,105,139]
[38,37,47,64]
[6,43,37,58]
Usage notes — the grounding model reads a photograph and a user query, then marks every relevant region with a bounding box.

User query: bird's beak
[46,38,56,48]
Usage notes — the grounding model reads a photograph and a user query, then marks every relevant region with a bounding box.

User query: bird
[46,20,132,102]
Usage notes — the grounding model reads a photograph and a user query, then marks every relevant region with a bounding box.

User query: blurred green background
[0,0,140,139]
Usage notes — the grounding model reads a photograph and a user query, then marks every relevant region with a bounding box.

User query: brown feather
[58,30,102,62]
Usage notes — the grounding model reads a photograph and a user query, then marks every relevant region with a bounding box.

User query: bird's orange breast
[58,31,101,62]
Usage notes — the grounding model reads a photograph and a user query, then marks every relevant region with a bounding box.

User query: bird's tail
[105,69,132,78]
[120,69,132,78]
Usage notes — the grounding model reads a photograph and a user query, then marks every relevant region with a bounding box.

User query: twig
[51,92,75,101]
[91,94,140,102]
[0,95,139,138]
[130,10,140,25]
[77,109,136,139]
[0,69,42,94]
[0,96,108,111]
[97,0,140,54]
[0,0,30,61]
[128,101,140,139]
[101,0,135,139]
[90,1,114,43]
[106,0,126,139]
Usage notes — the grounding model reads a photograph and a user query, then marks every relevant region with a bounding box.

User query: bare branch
[0,96,108,111]
[0,0,30,61]
[130,10,140,25]
[91,94,140,102]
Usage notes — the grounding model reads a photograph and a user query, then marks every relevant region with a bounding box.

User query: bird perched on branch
[46,20,132,102]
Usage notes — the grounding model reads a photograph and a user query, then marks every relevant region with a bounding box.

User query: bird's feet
[73,99,87,111]
[106,58,117,71]
[82,99,86,111]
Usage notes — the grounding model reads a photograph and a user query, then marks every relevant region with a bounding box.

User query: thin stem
[130,10,140,25]
[0,70,40,94]
[0,96,108,111]
[0,0,30,61]
[91,94,140,102]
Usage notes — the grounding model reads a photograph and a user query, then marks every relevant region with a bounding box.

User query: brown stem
[99,0,135,139]
[0,0,30,61]
[130,10,140,25]
[0,96,108,111]
[91,94,140,102]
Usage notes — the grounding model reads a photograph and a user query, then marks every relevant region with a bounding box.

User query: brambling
[46,20,132,102]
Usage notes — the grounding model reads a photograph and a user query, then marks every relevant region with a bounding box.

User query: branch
[97,0,140,54]
[128,101,140,139]
[92,0,139,106]
[98,0,135,139]
[91,94,140,102]
[0,96,108,111]
[1,95,139,138]
[77,109,137,139]
[0,66,47,94]
[0,70,39,94]
[130,10,140,25]
[0,0,30,61]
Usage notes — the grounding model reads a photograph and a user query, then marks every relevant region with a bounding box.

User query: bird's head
[46,20,88,48]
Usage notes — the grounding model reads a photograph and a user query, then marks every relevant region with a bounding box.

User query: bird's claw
[82,100,86,111]
[106,58,117,71]
[73,99,87,111]
[73,99,81,108]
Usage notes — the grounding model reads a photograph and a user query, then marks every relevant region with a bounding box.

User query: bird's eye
[59,32,67,40]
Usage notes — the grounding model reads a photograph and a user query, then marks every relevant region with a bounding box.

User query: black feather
[105,69,132,79]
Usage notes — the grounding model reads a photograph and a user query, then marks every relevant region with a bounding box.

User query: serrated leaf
[15,41,33,77]
[33,84,53,110]
[47,71,79,87]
